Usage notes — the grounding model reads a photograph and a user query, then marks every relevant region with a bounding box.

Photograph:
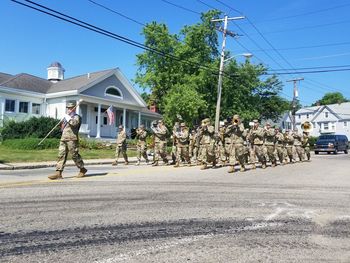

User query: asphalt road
[1,153,350,262]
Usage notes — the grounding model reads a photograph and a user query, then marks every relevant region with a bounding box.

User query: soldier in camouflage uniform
[284,130,295,163]
[217,122,227,166]
[189,129,198,163]
[135,124,149,165]
[248,119,267,169]
[219,120,231,166]
[151,120,169,166]
[264,122,277,167]
[48,101,87,180]
[173,123,191,167]
[293,129,305,162]
[170,122,179,165]
[226,115,247,173]
[275,127,286,165]
[197,118,216,170]
[112,125,129,166]
[302,131,311,161]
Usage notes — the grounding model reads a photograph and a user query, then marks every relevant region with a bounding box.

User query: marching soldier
[293,129,305,162]
[151,120,169,166]
[275,127,286,165]
[189,129,198,163]
[248,119,267,169]
[226,114,247,173]
[135,124,149,165]
[48,101,87,180]
[112,125,129,166]
[302,131,311,161]
[173,122,191,167]
[197,118,216,170]
[170,122,180,165]
[220,120,231,166]
[264,122,277,167]
[284,130,295,163]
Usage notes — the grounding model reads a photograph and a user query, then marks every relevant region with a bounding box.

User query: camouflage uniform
[248,120,267,169]
[275,129,286,165]
[264,124,277,167]
[197,118,216,169]
[136,125,149,165]
[284,131,295,163]
[171,122,179,165]
[151,120,168,166]
[112,126,128,165]
[49,101,86,179]
[189,130,198,163]
[220,122,231,165]
[293,130,305,162]
[302,132,311,161]
[174,123,191,167]
[226,116,247,173]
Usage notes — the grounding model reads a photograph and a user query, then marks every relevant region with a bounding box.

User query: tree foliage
[312,92,348,106]
[135,10,289,126]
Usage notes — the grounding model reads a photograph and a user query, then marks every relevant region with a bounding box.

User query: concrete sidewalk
[0,157,140,170]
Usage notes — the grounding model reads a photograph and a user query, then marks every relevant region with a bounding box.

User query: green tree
[312,92,348,106]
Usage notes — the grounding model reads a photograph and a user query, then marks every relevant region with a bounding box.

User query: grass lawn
[0,145,137,163]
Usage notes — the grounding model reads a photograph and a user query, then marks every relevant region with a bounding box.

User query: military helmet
[66,101,76,108]
[203,118,210,125]
[180,122,186,127]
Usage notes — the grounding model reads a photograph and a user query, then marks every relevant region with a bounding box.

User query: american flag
[106,105,115,125]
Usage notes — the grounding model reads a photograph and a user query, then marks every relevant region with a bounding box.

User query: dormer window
[325,112,329,118]
[105,86,123,98]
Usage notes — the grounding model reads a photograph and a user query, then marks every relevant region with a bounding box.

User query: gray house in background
[0,62,161,138]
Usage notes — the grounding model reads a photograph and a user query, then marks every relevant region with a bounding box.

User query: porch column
[0,98,5,127]
[96,103,101,138]
[138,111,141,127]
[123,108,126,128]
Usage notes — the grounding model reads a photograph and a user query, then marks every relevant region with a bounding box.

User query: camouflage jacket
[285,134,294,147]
[175,129,189,147]
[249,126,265,145]
[226,123,246,145]
[264,128,276,146]
[116,130,127,146]
[199,125,215,145]
[293,133,303,146]
[275,132,285,146]
[61,114,81,141]
[152,125,168,143]
[136,129,147,146]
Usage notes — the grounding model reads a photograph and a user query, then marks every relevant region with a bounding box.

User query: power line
[263,67,350,75]
[12,0,237,82]
[160,0,201,15]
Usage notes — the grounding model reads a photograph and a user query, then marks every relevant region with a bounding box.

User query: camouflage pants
[176,145,190,163]
[220,143,231,162]
[137,143,148,162]
[198,143,215,164]
[304,146,310,160]
[171,145,177,163]
[56,140,85,171]
[286,146,294,162]
[265,145,276,164]
[251,144,266,164]
[229,144,246,166]
[115,144,128,162]
[154,141,168,163]
[189,145,198,161]
[276,145,285,163]
[295,145,305,161]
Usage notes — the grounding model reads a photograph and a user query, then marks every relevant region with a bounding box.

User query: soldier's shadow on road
[64,172,108,179]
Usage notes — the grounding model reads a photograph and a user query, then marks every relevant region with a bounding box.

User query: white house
[281,102,350,138]
[0,62,161,138]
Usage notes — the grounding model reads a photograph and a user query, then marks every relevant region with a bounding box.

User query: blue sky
[1,0,350,106]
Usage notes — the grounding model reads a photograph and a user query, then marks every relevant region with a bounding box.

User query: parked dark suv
[314,134,349,154]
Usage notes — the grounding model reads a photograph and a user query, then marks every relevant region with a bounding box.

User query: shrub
[1,116,61,140]
[2,138,60,150]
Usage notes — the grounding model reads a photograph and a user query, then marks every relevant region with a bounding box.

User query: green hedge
[1,116,61,140]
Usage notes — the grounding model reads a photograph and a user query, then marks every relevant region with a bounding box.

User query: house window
[344,122,348,127]
[325,112,329,118]
[5,99,15,112]
[298,114,301,119]
[19,101,29,113]
[324,123,329,130]
[32,103,41,114]
[103,116,107,125]
[331,122,335,130]
[306,114,309,119]
[105,86,122,98]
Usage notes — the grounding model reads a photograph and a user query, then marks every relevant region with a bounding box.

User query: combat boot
[227,165,234,173]
[48,170,62,180]
[136,160,140,166]
[124,161,129,165]
[77,167,87,178]
[112,160,118,166]
[200,163,207,170]
[251,164,256,170]
[262,163,267,169]
[152,161,159,166]
[240,165,246,172]
[174,161,180,168]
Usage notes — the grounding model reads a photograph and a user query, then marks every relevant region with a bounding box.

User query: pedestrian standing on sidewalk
[48,101,87,180]
[112,125,129,166]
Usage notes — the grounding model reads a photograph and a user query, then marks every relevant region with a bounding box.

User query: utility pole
[211,15,245,133]
[287,77,304,131]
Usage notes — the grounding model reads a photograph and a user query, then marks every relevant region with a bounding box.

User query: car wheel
[334,149,338,154]
[315,151,319,154]
[327,152,331,154]
[345,149,348,154]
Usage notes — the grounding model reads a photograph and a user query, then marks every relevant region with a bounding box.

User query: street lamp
[214,52,253,132]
